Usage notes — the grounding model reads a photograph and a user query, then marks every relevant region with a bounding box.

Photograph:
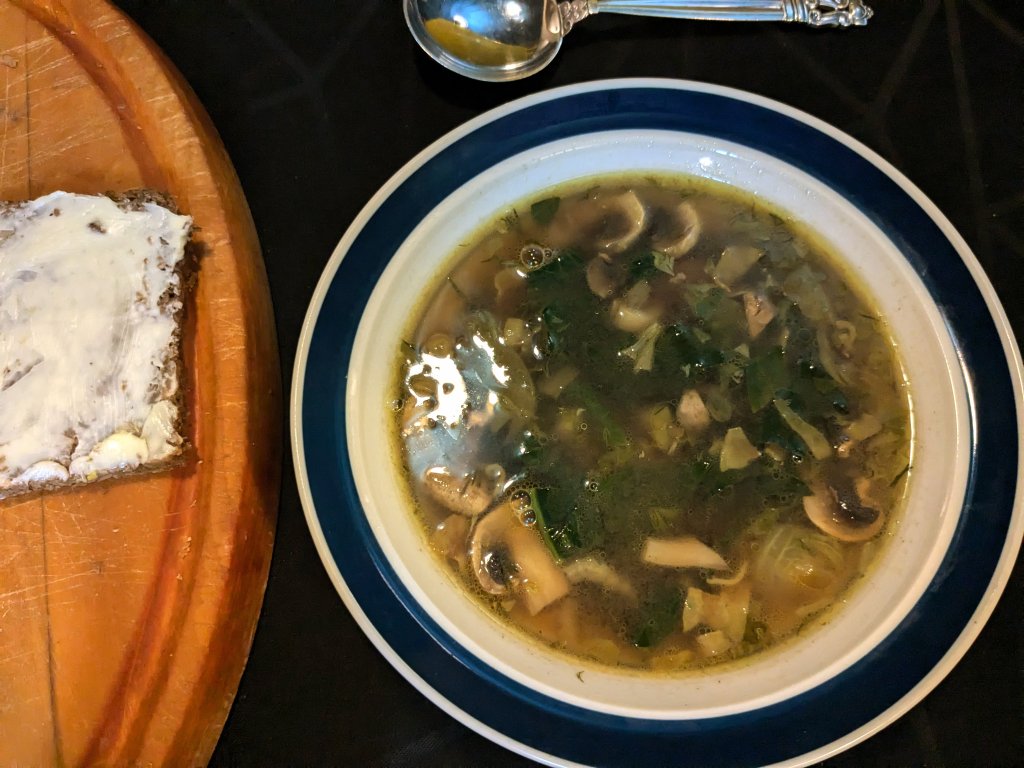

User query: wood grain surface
[0,1,280,765]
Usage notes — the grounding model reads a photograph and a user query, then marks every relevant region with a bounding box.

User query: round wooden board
[0,1,280,765]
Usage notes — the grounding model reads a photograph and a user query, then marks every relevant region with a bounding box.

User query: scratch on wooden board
[5,36,51,56]
[20,54,73,80]
[1,58,19,192]
[48,529,121,546]
[0,548,32,570]
[147,92,175,106]
[0,570,107,603]
[1,54,17,68]
[0,647,45,665]
[15,119,110,165]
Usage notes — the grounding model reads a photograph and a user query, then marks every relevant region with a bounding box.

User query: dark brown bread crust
[107,188,179,213]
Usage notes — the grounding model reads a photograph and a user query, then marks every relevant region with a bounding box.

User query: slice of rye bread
[0,190,194,498]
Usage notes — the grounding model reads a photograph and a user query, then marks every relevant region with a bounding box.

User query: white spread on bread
[0,191,191,493]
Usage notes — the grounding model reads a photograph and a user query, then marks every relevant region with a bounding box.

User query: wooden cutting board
[0,1,280,765]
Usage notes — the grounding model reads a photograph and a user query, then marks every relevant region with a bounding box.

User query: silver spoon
[405,0,873,82]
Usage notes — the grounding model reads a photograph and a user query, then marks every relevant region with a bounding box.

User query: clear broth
[392,174,912,672]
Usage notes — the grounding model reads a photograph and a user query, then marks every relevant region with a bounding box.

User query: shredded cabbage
[720,427,760,471]
[773,398,832,459]
[752,524,848,605]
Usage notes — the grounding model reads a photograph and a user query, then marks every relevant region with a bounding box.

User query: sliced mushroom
[563,557,637,600]
[743,292,777,339]
[611,300,662,333]
[586,255,619,298]
[423,466,496,517]
[650,200,701,258]
[711,245,764,289]
[469,500,569,614]
[641,536,729,570]
[676,389,711,435]
[470,505,517,595]
[803,483,885,542]
[611,281,662,332]
[545,190,646,254]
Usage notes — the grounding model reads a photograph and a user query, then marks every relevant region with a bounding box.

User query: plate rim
[291,77,1024,767]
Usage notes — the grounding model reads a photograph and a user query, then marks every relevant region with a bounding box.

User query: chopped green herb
[653,250,675,275]
[530,197,561,225]
[746,346,787,412]
[627,251,662,281]
[564,381,628,448]
[500,208,520,229]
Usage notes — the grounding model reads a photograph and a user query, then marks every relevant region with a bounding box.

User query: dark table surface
[116,2,1023,766]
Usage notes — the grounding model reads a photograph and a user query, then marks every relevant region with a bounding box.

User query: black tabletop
[116,2,1023,766]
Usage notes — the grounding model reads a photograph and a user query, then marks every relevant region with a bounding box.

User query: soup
[393,176,911,671]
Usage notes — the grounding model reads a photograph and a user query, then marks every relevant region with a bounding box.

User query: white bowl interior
[346,131,970,718]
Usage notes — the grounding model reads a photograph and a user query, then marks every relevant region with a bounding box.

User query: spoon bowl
[405,0,564,82]
[405,0,874,82]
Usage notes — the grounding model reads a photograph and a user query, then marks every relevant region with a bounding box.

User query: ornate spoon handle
[561,0,873,31]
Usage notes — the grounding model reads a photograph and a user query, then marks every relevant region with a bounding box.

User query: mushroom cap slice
[712,245,764,289]
[545,190,646,254]
[650,200,701,258]
[422,466,495,517]
[610,280,663,333]
[470,503,516,595]
[469,500,570,613]
[803,484,885,542]
[611,300,662,333]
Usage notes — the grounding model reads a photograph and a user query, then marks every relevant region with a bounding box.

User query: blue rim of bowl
[292,79,1024,767]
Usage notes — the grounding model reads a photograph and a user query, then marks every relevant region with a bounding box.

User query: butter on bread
[0,190,192,497]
